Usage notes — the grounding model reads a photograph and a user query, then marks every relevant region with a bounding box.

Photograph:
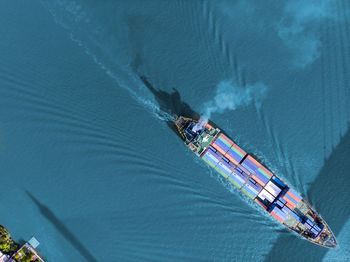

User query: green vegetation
[14,246,40,262]
[0,225,19,255]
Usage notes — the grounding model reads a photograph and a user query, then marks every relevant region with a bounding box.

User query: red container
[211,142,227,156]
[254,198,267,210]
[252,175,266,186]
[271,211,284,223]
[286,190,301,203]
[283,196,297,209]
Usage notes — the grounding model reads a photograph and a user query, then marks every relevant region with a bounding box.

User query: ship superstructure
[175,116,337,248]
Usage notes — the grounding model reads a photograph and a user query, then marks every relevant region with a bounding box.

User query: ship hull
[174,116,337,248]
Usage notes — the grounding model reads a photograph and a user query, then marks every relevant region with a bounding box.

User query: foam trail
[201,79,267,120]
[41,0,173,123]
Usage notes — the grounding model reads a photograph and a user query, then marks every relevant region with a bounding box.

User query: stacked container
[282,188,302,209]
[212,134,231,156]
[202,147,223,168]
[241,155,272,186]
[228,169,249,188]
[242,178,262,199]
[215,158,236,178]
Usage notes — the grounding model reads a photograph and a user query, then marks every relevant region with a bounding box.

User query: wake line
[42,0,173,124]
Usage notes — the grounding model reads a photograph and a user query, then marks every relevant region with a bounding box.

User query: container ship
[174,116,337,248]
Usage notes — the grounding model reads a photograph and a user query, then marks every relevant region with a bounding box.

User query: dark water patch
[139,75,200,137]
[339,0,350,125]
[264,125,350,261]
[26,191,98,262]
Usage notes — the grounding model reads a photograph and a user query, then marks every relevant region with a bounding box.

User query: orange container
[211,143,227,156]
[271,211,284,223]
[254,198,267,210]
[252,175,265,186]
[287,191,301,203]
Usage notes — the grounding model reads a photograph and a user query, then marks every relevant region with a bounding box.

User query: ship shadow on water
[264,126,350,261]
[25,191,98,262]
[140,75,202,138]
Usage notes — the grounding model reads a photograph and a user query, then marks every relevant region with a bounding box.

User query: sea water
[0,0,349,261]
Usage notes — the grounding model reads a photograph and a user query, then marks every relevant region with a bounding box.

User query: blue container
[216,162,232,176]
[253,172,269,184]
[235,170,249,181]
[290,211,301,220]
[305,223,311,229]
[221,156,229,163]
[278,197,286,204]
[273,207,287,220]
[209,146,216,152]
[311,228,318,234]
[271,176,285,188]
[226,148,243,164]
[241,157,260,173]
[203,154,218,165]
[284,192,298,205]
[235,166,243,173]
[221,159,235,170]
[214,139,230,152]
[288,188,302,200]
[204,151,221,164]
[243,185,258,197]
[229,173,245,186]
[276,200,284,208]
[282,206,291,214]
[256,168,270,181]
[314,225,321,232]
[245,180,259,194]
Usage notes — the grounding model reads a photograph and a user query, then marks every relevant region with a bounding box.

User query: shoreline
[0,225,45,262]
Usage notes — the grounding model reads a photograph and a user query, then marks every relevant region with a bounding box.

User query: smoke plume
[202,79,267,120]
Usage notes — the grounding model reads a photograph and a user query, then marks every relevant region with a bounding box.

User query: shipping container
[285,201,296,209]
[226,147,244,165]
[235,166,243,173]
[271,176,286,188]
[284,193,299,205]
[242,186,256,199]
[272,207,287,221]
[281,205,291,214]
[247,179,262,193]
[276,200,284,208]
[311,228,319,235]
[288,188,302,200]
[230,144,246,158]
[256,168,272,182]
[289,211,300,220]
[241,155,261,173]
[214,138,231,152]
[230,171,246,184]
[202,156,216,168]
[314,225,321,232]
[278,197,287,204]
[286,190,301,203]
[212,142,227,156]
[218,134,233,147]
[254,198,267,210]
[271,211,284,223]
[252,171,269,185]
[251,175,265,187]
[236,164,250,175]
[265,181,282,197]
[228,174,244,188]
[215,163,232,178]
[243,183,259,196]
[258,189,275,203]
[257,166,272,179]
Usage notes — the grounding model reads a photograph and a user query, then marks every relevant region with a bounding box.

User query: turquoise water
[0,0,350,261]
